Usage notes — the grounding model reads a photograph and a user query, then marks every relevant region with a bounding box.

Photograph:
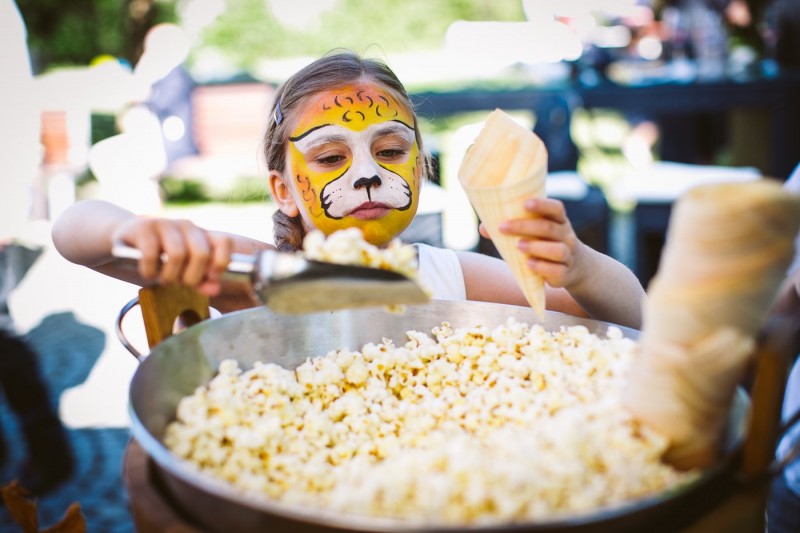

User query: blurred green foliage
[18,0,524,73]
[198,0,524,70]
[17,0,175,70]
[159,175,269,204]
[90,113,119,145]
[159,177,211,203]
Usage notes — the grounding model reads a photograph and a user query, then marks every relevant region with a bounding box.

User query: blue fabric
[779,163,800,497]
[767,162,800,531]
[768,472,800,533]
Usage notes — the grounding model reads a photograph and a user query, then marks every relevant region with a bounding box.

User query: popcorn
[303,227,419,280]
[164,320,695,525]
[302,228,430,312]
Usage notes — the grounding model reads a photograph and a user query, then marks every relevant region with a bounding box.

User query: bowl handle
[741,314,800,480]
[116,295,144,361]
[115,284,211,362]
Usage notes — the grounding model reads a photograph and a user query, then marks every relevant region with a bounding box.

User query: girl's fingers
[525,257,568,288]
[208,233,232,278]
[179,223,212,286]
[113,218,161,280]
[501,217,565,241]
[131,231,162,281]
[156,223,188,283]
[193,233,232,296]
[524,198,567,223]
[116,218,229,291]
[518,239,572,264]
[488,197,582,290]
[491,199,570,243]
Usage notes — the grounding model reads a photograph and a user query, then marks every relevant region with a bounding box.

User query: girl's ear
[269,171,300,217]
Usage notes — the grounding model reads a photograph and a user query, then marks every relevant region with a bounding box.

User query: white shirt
[415,243,467,301]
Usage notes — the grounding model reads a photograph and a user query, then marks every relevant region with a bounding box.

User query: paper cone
[457,109,548,318]
[625,179,800,469]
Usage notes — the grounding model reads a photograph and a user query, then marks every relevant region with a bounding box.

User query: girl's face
[284,81,421,246]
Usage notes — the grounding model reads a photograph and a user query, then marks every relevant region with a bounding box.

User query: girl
[52,51,644,328]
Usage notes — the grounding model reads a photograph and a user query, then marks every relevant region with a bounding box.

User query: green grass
[159,175,270,205]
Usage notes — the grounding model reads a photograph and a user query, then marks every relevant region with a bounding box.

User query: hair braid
[272,210,305,252]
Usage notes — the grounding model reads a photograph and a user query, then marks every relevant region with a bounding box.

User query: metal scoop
[111,244,429,313]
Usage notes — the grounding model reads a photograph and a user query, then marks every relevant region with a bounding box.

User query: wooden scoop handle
[138,283,210,350]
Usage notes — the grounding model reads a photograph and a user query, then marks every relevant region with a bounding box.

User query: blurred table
[413,71,799,284]
[412,68,800,179]
[611,162,762,287]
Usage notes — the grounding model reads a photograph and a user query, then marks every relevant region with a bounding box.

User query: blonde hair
[263,50,430,251]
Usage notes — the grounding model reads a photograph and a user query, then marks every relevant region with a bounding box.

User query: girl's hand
[480,198,584,289]
[111,217,233,296]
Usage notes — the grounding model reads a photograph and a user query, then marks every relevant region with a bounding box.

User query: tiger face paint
[287,82,421,246]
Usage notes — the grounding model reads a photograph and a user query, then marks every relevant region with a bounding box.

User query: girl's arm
[555,240,644,329]
[51,200,274,308]
[463,198,645,329]
[457,251,589,319]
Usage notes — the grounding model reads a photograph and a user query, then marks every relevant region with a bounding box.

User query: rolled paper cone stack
[625,179,800,469]
[457,109,548,318]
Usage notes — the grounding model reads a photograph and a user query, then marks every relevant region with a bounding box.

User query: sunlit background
[2,0,796,529]
[12,0,779,244]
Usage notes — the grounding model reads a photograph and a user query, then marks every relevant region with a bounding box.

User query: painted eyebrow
[294,133,350,150]
[292,120,417,149]
[372,120,416,139]
[289,123,332,142]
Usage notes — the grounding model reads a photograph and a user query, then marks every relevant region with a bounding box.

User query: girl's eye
[376,148,407,160]
[315,154,346,166]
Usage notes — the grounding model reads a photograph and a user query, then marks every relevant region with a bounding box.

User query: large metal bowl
[127,300,750,533]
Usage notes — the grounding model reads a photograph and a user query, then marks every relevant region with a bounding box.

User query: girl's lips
[348,202,391,220]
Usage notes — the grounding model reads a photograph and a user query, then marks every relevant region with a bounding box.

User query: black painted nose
[353,175,382,200]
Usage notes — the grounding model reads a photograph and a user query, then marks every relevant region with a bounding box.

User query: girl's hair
[263,50,429,251]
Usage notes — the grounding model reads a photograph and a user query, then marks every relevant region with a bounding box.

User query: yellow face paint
[287,83,421,246]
